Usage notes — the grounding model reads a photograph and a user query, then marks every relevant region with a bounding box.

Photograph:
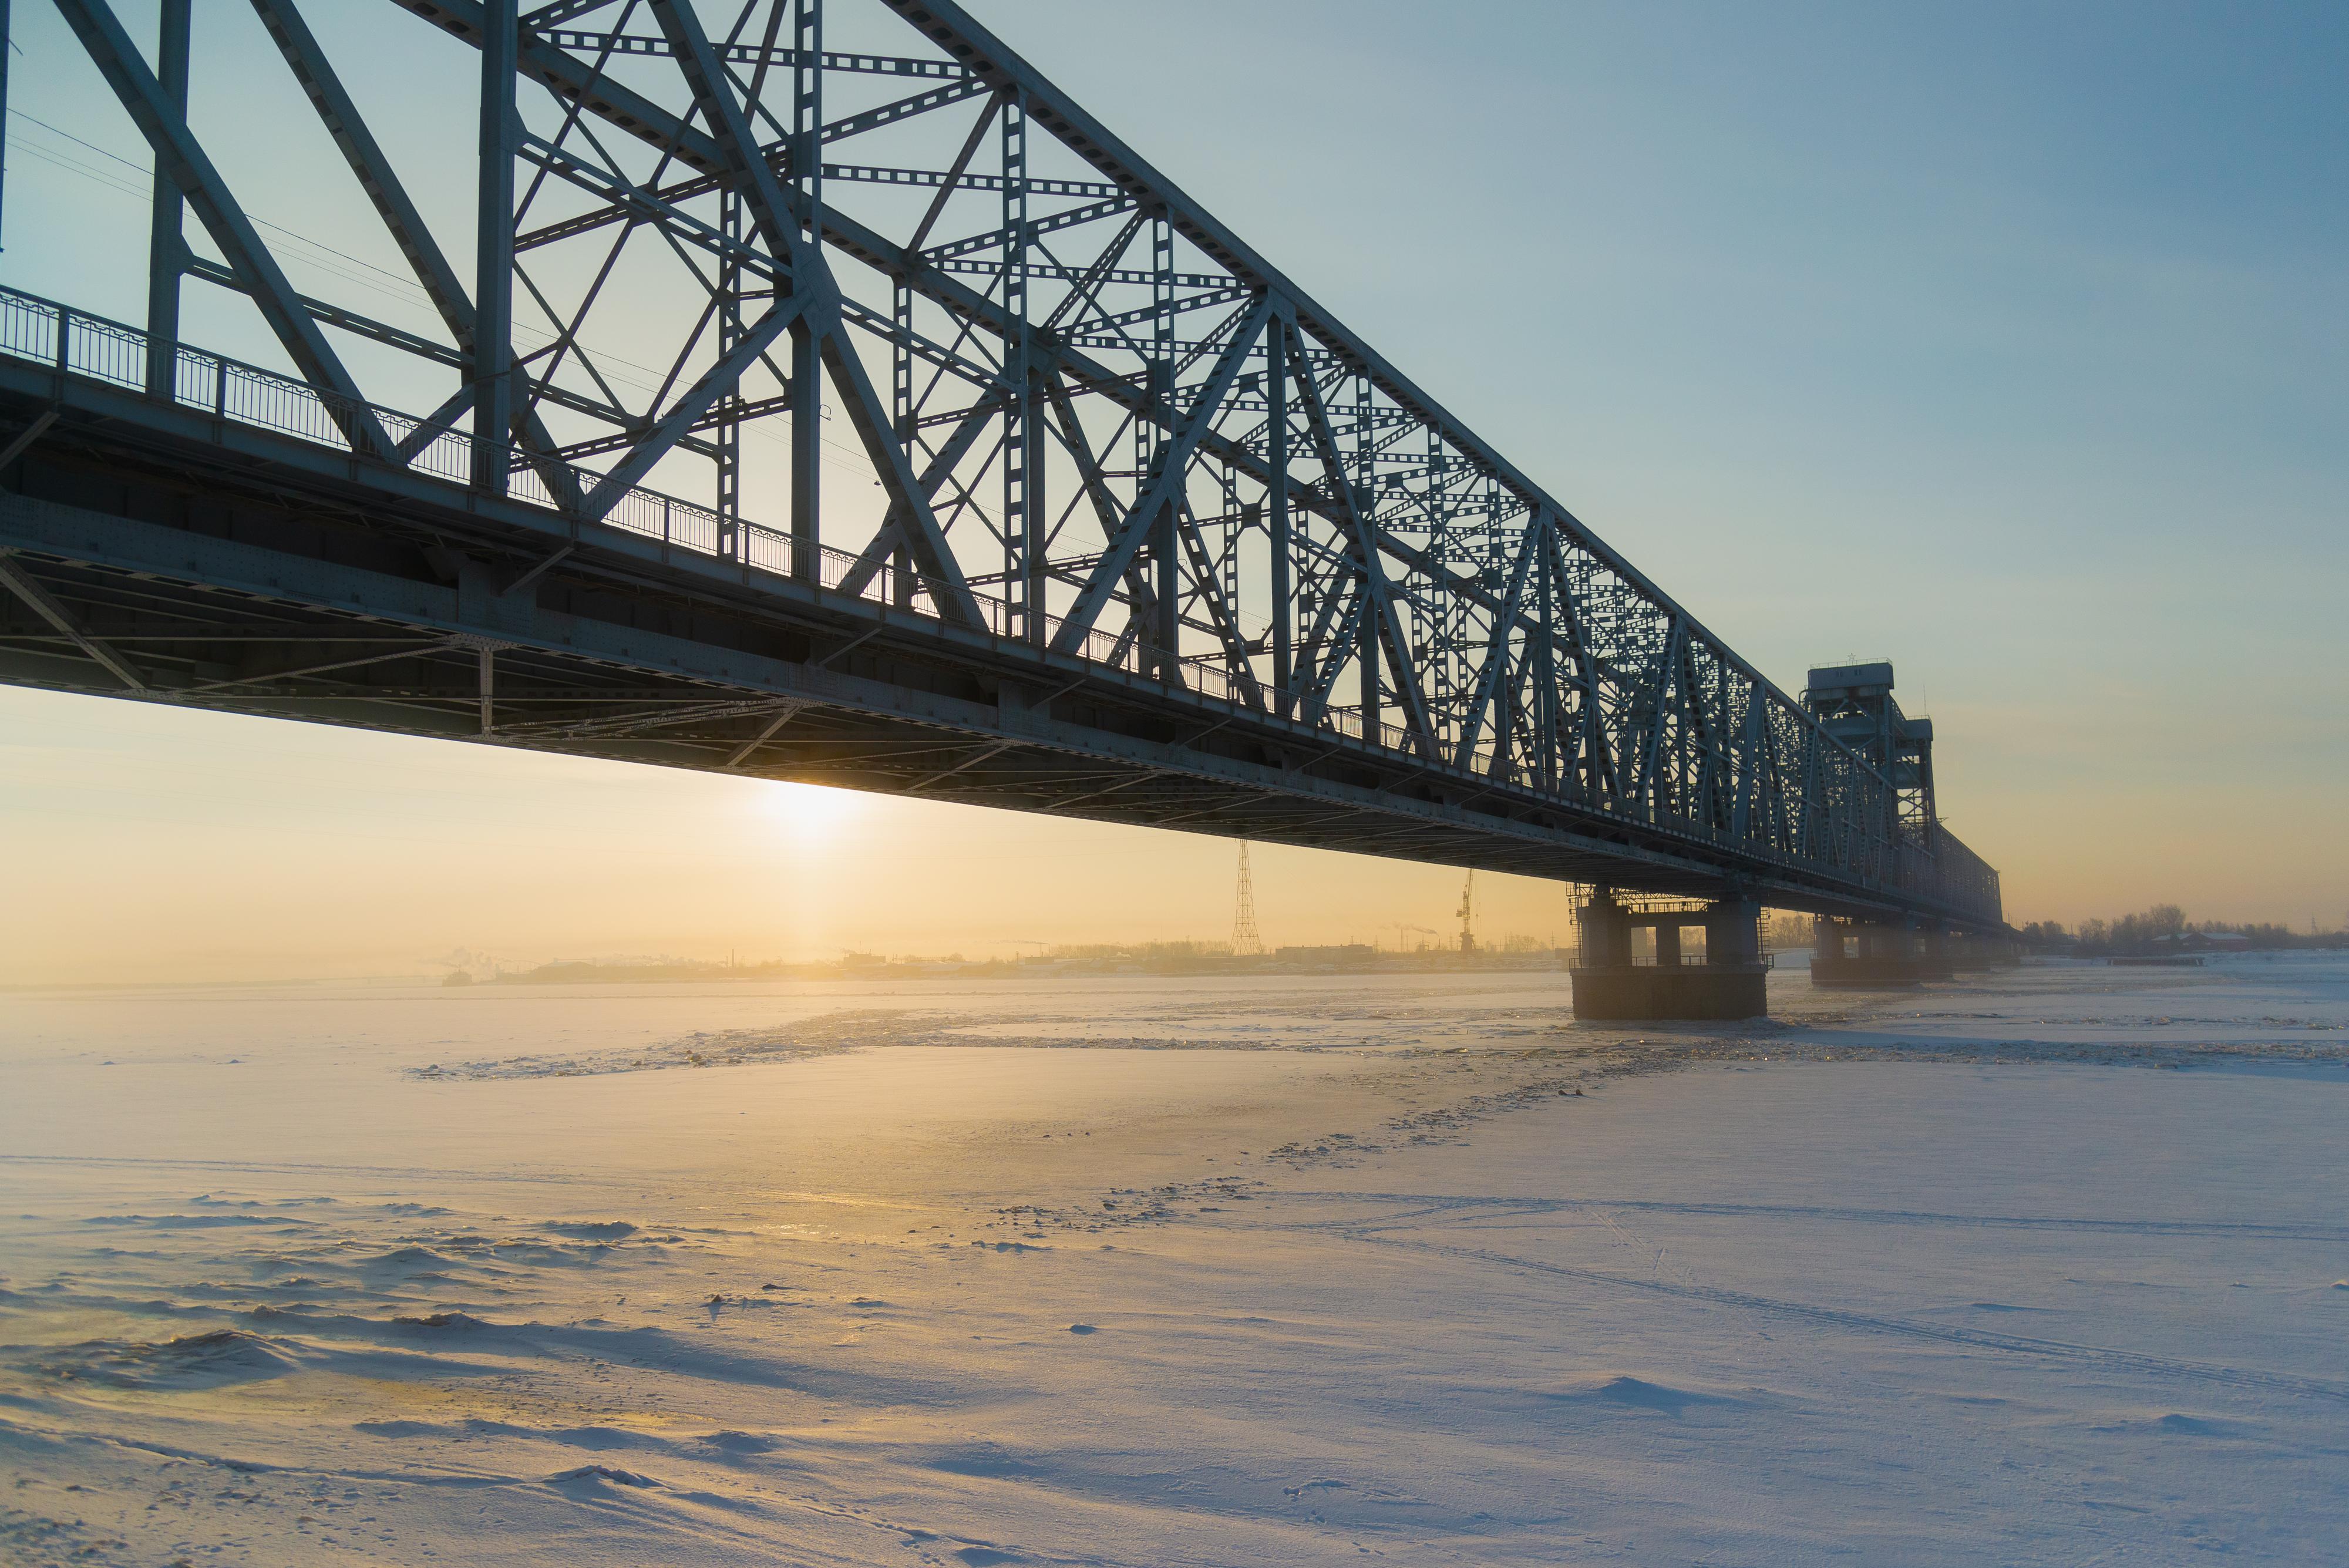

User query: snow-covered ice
[3,956,2345,1564]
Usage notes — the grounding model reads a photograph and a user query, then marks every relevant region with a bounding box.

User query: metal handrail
[0,283,2001,924]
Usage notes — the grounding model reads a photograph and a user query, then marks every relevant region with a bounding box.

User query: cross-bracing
[0,1,2004,1002]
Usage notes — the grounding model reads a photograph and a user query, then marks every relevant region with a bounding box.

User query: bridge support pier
[1811,917,1957,987]
[1948,932,1994,973]
[1570,890,1769,1021]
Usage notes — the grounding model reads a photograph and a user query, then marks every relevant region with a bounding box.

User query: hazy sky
[2,1,2344,981]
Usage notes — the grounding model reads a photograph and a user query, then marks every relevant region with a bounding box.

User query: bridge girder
[0,0,2002,928]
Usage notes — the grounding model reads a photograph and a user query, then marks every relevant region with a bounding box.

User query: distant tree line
[2020,904,2347,954]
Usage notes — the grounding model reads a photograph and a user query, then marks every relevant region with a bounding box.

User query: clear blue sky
[1,1,2343,977]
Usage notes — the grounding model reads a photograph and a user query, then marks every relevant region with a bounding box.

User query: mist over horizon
[4,675,2341,987]
[2,0,2343,985]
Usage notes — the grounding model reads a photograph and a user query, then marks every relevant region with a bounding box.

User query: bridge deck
[0,0,2001,930]
[1,293,1990,926]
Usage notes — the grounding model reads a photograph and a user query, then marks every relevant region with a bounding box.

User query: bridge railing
[2,285,1444,749]
[0,284,2002,926]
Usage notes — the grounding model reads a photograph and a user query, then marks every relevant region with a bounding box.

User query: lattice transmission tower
[1231,843,1264,957]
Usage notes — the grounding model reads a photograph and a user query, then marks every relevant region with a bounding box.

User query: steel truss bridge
[0,0,2001,930]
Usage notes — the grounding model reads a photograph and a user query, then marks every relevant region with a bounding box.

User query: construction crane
[1458,872,1478,955]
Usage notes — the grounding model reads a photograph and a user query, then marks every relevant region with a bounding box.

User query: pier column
[1577,889,1633,970]
[1569,890,1766,1021]
[1706,897,1764,968]
[1812,917,1950,988]
[1814,917,1848,979]
[1915,923,1957,981]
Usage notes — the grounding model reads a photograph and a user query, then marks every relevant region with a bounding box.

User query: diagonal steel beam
[1171,497,1266,711]
[836,393,1002,597]
[53,0,393,459]
[1038,207,1145,332]
[1630,615,1685,810]
[817,308,983,624]
[521,0,607,25]
[1297,564,1371,726]
[249,1,473,355]
[906,88,1000,253]
[1051,292,1271,652]
[0,409,60,472]
[1288,330,1437,758]
[1451,509,1543,769]
[723,699,810,768]
[0,551,148,691]
[580,288,810,520]
[184,638,457,693]
[1542,523,1614,800]
[822,74,992,146]
[649,0,971,614]
[644,0,812,273]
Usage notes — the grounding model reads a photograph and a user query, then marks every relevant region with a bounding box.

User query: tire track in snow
[1342,1231,2349,1403]
[1273,1192,2349,1243]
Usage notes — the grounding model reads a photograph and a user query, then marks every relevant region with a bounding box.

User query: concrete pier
[1811,918,1957,987]
[1570,891,1769,1020]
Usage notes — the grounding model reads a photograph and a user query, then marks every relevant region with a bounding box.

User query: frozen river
[3,957,2345,1564]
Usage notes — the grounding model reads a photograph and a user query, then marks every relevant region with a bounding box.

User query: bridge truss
[0,0,2001,928]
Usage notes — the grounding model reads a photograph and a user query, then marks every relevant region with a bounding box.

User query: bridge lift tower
[1798,664,1997,984]
[1803,663,1936,849]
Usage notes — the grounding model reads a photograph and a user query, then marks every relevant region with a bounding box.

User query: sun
[757,780,867,843]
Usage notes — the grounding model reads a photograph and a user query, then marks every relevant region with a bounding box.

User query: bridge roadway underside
[0,378,1963,926]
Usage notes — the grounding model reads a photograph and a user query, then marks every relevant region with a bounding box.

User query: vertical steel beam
[143,0,190,399]
[1147,214,1176,675]
[724,0,786,558]
[1265,311,1293,715]
[0,0,11,253]
[789,324,820,575]
[1022,375,1044,644]
[788,0,824,577]
[890,275,916,607]
[473,0,516,493]
[1534,534,1560,793]
[794,0,822,245]
[1000,88,1035,641]
[717,183,743,556]
[1352,375,1377,735]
